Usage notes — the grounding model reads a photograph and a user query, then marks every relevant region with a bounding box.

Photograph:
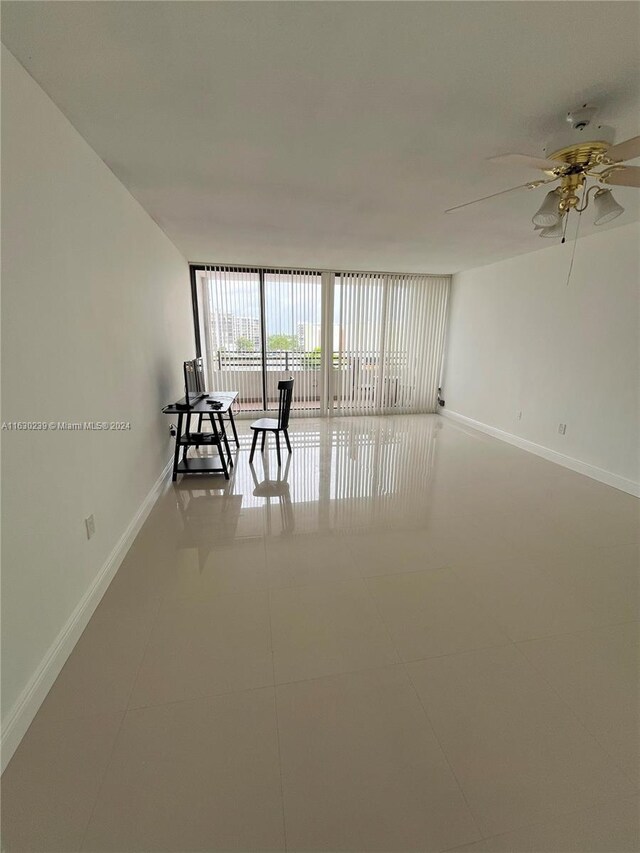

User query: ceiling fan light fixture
[593,188,624,225]
[532,189,561,227]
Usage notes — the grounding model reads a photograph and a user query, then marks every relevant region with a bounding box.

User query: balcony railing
[209,349,410,412]
[216,350,322,371]
[215,350,408,371]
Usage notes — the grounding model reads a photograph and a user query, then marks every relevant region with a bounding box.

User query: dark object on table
[183,358,206,408]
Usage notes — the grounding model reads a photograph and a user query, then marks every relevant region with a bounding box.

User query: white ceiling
[2,1,639,273]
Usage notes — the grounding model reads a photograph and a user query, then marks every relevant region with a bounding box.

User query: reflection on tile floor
[2,415,639,851]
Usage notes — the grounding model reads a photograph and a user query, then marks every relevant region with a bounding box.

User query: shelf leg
[228,408,240,447]
[216,413,233,467]
[172,412,183,481]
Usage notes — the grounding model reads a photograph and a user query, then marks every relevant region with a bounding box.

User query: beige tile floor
[1,414,638,852]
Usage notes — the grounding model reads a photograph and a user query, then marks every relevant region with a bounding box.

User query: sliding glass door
[263,270,323,412]
[381,274,450,413]
[194,265,450,417]
[196,267,323,413]
[197,268,263,410]
[331,273,385,415]
[330,273,450,414]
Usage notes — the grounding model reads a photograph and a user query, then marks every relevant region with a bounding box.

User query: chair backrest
[277,378,294,429]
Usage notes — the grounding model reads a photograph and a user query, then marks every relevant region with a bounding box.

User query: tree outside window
[236,336,255,352]
[267,334,298,351]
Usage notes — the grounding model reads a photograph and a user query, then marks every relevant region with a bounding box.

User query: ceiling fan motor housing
[543,125,615,165]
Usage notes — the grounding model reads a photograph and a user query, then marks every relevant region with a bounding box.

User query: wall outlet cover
[85,514,95,539]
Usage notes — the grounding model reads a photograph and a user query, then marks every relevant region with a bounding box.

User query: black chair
[249,378,294,466]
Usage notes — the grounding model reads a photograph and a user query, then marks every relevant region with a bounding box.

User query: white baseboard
[0,458,174,773]
[440,410,640,498]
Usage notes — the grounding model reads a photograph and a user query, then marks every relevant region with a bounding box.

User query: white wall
[442,221,640,494]
[1,48,194,761]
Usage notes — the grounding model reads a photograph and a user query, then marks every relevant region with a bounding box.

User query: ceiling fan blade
[488,153,563,171]
[604,135,640,163]
[601,165,640,188]
[444,177,556,214]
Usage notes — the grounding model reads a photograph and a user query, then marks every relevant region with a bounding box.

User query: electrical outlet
[517,410,523,420]
[85,514,95,539]
[558,423,567,435]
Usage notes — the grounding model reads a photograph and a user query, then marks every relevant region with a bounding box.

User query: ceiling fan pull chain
[564,182,588,286]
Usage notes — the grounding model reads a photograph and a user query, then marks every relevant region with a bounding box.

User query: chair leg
[284,429,292,453]
[261,431,266,452]
[275,431,281,466]
[249,430,259,463]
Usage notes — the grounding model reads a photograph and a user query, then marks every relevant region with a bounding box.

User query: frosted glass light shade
[539,219,564,238]
[532,190,561,227]
[593,189,624,225]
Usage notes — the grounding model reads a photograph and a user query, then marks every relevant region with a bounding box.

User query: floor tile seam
[588,540,640,557]
[360,561,454,580]
[446,564,609,645]
[398,619,614,846]
[513,618,640,650]
[395,637,519,668]
[530,562,638,624]
[362,580,486,844]
[77,707,127,852]
[358,574,524,665]
[157,582,272,615]
[401,658,485,845]
[439,791,640,853]
[154,533,266,604]
[362,577,409,667]
[509,641,640,789]
[266,585,289,853]
[121,682,278,716]
[265,566,368,591]
[267,576,373,600]
[505,616,640,645]
[422,566,515,645]
[80,580,192,851]
[118,571,211,714]
[78,581,170,849]
[569,532,640,550]
[272,659,421,692]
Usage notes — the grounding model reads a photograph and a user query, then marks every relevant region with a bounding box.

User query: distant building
[297,323,321,350]
[297,323,341,350]
[211,313,260,351]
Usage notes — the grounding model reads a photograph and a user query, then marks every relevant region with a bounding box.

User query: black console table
[162,392,239,481]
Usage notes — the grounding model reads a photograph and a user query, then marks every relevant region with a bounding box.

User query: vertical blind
[198,266,263,408]
[263,270,323,411]
[195,266,450,416]
[332,273,450,415]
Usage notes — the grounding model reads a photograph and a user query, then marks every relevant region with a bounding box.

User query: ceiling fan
[445,105,640,237]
